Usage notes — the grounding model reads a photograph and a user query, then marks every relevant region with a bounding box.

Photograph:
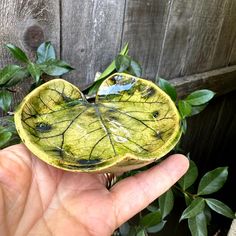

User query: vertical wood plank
[0,0,60,65]
[0,0,60,115]
[121,0,170,81]
[211,0,236,68]
[229,38,236,65]
[61,0,126,88]
[157,0,231,79]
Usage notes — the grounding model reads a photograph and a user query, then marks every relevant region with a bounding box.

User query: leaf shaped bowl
[15,73,181,172]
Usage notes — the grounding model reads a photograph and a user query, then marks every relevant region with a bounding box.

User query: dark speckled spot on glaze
[153,131,163,140]
[77,158,102,165]
[152,111,159,118]
[35,122,52,133]
[142,87,156,99]
[49,147,64,158]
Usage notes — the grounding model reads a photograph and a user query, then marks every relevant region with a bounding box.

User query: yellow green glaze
[15,73,181,172]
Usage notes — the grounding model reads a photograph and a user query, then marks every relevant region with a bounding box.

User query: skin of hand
[0,144,189,236]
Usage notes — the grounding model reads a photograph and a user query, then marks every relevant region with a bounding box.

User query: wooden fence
[0,0,236,233]
[1,0,236,92]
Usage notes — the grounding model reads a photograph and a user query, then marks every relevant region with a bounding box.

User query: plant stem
[173,184,197,199]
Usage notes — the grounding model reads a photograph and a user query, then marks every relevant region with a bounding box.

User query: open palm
[0,144,188,236]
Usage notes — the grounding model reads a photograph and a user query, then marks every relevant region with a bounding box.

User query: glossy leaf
[98,43,129,81]
[184,193,192,206]
[14,73,181,172]
[188,212,208,236]
[40,59,73,76]
[85,43,129,95]
[27,63,42,83]
[204,205,212,225]
[3,69,28,88]
[181,119,187,134]
[36,42,56,64]
[197,167,228,195]
[0,131,12,148]
[178,100,192,119]
[128,60,142,77]
[180,198,205,221]
[0,65,22,86]
[0,90,12,111]
[6,44,29,63]
[159,188,174,219]
[0,118,20,148]
[205,198,235,219]
[140,211,162,228]
[178,160,198,190]
[119,222,131,236]
[190,104,207,116]
[186,90,215,106]
[158,78,177,101]
[147,204,159,213]
[136,229,147,236]
[146,220,167,233]
[115,55,131,72]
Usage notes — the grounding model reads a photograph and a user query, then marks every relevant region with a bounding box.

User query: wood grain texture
[211,0,236,68]
[0,0,60,64]
[0,0,60,116]
[229,39,236,65]
[170,65,236,98]
[61,0,126,88]
[157,0,232,79]
[121,0,170,81]
[228,1,236,65]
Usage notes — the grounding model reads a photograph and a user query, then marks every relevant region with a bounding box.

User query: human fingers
[110,154,189,227]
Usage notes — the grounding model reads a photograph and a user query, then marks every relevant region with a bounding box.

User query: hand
[0,144,189,236]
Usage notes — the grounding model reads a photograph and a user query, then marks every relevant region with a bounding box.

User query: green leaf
[0,131,12,148]
[186,90,215,106]
[204,205,212,225]
[119,222,131,236]
[97,43,129,82]
[197,167,228,195]
[3,69,29,88]
[146,220,167,233]
[147,204,159,213]
[40,59,73,76]
[127,60,142,77]
[190,104,207,116]
[115,55,131,72]
[6,44,29,63]
[178,160,198,190]
[36,42,56,64]
[136,229,147,236]
[0,65,23,86]
[205,198,235,219]
[120,43,129,55]
[159,188,174,219]
[0,90,12,111]
[184,193,192,206]
[27,63,42,83]
[29,79,45,91]
[139,211,162,228]
[188,212,208,236]
[84,43,129,95]
[181,118,187,134]
[180,198,205,221]
[178,100,192,119]
[158,78,177,101]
